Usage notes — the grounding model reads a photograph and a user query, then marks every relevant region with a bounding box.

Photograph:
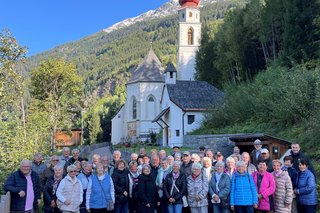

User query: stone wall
[184,134,236,157]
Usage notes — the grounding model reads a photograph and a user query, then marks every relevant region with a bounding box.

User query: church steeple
[177,0,201,81]
[164,61,177,84]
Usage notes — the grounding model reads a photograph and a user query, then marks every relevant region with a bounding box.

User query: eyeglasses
[52,159,59,161]
[69,170,77,173]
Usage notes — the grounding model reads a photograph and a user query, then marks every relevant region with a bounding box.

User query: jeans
[168,204,183,213]
[114,201,128,213]
[235,206,254,213]
[298,204,317,213]
[213,204,230,213]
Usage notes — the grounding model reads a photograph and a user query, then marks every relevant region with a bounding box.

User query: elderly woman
[294,159,318,213]
[128,161,140,213]
[137,164,159,213]
[112,159,130,213]
[224,157,236,178]
[202,157,214,182]
[209,161,231,213]
[272,159,293,213]
[230,161,258,213]
[43,165,64,213]
[167,156,174,166]
[191,153,201,164]
[252,160,275,212]
[187,163,209,213]
[163,161,187,213]
[86,163,115,212]
[56,164,83,212]
[156,158,172,213]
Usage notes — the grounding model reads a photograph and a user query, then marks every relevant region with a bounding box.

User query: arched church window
[182,13,185,19]
[132,97,137,120]
[146,95,156,120]
[188,28,194,45]
[189,12,193,18]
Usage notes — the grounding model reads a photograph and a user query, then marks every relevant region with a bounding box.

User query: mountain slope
[26,0,247,101]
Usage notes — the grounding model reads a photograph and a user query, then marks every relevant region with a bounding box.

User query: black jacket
[137,173,159,213]
[43,176,62,213]
[163,172,187,204]
[290,150,315,175]
[112,168,129,195]
[4,170,41,211]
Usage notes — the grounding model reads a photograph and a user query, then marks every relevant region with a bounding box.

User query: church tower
[177,0,201,81]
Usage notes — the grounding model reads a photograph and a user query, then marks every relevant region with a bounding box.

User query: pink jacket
[252,171,275,211]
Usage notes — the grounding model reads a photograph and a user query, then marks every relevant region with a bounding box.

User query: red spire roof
[179,0,200,7]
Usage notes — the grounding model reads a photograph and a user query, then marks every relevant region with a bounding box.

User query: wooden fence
[0,191,10,213]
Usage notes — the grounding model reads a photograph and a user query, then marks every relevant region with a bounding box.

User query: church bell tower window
[188,28,194,45]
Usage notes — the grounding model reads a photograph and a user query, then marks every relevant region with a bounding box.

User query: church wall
[161,87,184,147]
[124,82,163,141]
[183,111,205,134]
[111,106,125,145]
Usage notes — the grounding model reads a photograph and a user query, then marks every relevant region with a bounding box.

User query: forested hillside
[194,0,320,167]
[27,0,246,99]
[24,0,247,144]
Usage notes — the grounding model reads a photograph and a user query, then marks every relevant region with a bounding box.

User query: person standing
[289,143,315,175]
[43,165,64,213]
[180,151,193,177]
[41,155,60,192]
[86,163,115,213]
[250,139,263,167]
[163,161,187,213]
[187,163,209,213]
[272,160,293,213]
[241,152,257,175]
[78,162,93,213]
[56,165,83,213]
[112,159,129,213]
[294,159,318,213]
[137,164,159,213]
[31,153,47,177]
[230,161,258,213]
[252,161,275,213]
[59,147,71,167]
[4,159,41,213]
[209,161,231,213]
[63,149,83,175]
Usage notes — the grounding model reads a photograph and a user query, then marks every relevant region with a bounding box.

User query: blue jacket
[209,173,231,201]
[89,174,113,208]
[4,170,41,211]
[230,172,258,206]
[296,169,318,205]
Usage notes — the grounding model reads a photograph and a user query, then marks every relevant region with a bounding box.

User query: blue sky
[0,0,168,56]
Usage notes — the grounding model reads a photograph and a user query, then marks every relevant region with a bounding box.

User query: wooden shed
[54,128,82,148]
[229,133,291,160]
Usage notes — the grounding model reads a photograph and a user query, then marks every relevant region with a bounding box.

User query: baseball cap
[183,151,190,156]
[261,148,269,154]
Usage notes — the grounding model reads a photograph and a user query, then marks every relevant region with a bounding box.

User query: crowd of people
[3,141,318,213]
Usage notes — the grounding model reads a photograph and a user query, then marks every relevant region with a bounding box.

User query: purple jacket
[252,171,275,211]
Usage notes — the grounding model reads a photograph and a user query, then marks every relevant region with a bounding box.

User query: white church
[111,0,224,147]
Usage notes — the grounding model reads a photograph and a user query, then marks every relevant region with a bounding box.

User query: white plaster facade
[178,7,201,81]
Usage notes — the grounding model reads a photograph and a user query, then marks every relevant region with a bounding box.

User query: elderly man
[41,155,60,192]
[31,153,47,177]
[180,151,193,176]
[241,152,257,175]
[91,153,101,170]
[64,149,83,175]
[59,147,71,167]
[250,139,263,167]
[4,160,41,213]
[101,155,114,176]
[110,150,121,167]
[260,148,273,172]
[159,149,167,160]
